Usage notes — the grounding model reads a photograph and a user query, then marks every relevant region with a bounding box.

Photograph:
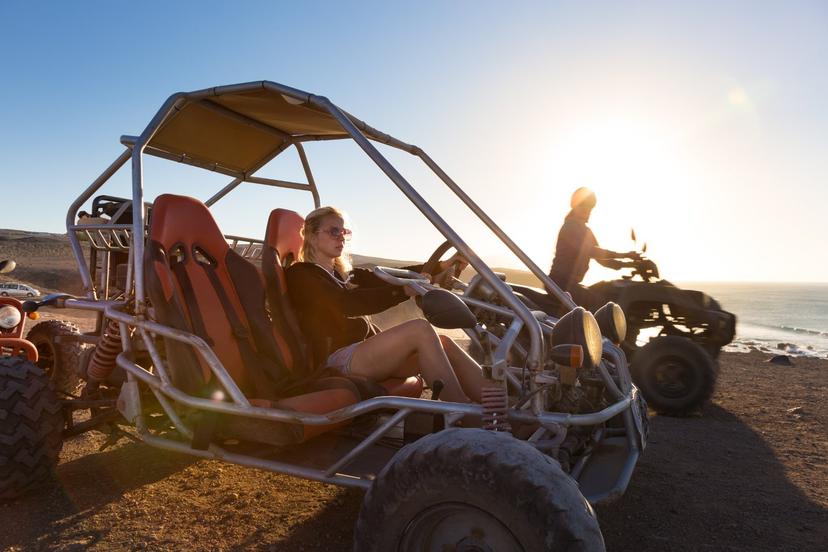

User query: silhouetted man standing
[549,187,639,310]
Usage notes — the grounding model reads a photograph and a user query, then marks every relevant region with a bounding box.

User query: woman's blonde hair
[299,206,352,274]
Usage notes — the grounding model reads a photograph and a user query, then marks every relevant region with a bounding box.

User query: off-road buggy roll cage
[53,80,643,504]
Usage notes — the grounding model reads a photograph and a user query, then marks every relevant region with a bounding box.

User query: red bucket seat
[144,194,360,445]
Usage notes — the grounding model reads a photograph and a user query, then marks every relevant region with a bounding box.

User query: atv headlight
[550,306,603,370]
[0,305,22,329]
[594,302,627,345]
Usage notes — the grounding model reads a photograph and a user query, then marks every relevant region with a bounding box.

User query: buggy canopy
[145,82,403,175]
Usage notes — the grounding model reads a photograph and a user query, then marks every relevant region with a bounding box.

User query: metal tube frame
[59,80,641,501]
[106,294,638,495]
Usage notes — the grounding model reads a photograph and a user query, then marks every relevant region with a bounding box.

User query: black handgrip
[431,379,444,401]
[21,293,73,313]
[430,379,446,432]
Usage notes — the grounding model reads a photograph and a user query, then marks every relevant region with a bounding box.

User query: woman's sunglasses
[320,226,353,241]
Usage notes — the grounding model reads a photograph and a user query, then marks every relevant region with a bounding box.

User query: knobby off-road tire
[632,335,716,416]
[26,320,83,396]
[354,428,605,552]
[0,356,64,500]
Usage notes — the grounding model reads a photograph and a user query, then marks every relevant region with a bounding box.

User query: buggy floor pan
[577,436,638,505]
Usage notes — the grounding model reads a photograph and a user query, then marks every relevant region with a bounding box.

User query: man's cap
[570,187,597,209]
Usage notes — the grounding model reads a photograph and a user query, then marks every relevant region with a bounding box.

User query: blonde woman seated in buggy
[285,207,484,404]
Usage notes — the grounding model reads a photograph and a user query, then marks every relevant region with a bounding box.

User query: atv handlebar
[624,258,660,282]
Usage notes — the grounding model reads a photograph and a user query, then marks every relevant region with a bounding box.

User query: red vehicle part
[0,297,38,362]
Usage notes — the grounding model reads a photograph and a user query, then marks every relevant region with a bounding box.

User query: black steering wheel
[422,240,464,289]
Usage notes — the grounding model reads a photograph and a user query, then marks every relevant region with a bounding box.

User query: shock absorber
[481,385,512,433]
[87,318,123,381]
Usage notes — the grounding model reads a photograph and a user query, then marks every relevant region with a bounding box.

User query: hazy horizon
[1,225,825,286]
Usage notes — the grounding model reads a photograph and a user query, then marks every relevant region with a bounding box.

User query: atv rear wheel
[26,320,84,396]
[0,356,64,500]
[354,428,604,552]
[632,335,716,416]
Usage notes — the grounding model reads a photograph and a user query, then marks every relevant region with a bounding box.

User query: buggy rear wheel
[354,428,604,552]
[26,320,84,396]
[632,335,716,416]
[0,356,64,500]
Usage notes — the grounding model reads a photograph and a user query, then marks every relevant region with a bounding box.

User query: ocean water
[681,282,828,359]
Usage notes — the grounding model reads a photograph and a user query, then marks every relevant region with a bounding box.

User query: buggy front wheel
[354,428,605,551]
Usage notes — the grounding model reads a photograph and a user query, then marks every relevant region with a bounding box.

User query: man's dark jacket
[548,210,598,290]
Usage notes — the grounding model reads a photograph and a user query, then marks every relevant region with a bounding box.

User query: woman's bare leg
[349,319,470,402]
[438,335,485,403]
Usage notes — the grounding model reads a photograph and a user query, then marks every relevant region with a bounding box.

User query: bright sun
[532,119,694,283]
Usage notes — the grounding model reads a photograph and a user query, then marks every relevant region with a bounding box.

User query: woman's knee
[403,318,437,337]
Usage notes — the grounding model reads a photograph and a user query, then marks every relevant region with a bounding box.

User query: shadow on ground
[597,403,827,551]
[2,402,825,551]
[231,401,828,551]
[0,439,195,550]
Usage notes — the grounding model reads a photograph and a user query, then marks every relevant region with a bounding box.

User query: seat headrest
[264,208,304,266]
[150,194,228,260]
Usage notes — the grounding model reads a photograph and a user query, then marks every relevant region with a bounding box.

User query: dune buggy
[0,81,648,551]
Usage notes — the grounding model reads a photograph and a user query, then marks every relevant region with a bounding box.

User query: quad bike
[0,81,648,551]
[483,245,736,415]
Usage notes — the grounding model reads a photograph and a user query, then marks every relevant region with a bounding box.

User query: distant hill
[0,229,86,295]
[0,229,543,297]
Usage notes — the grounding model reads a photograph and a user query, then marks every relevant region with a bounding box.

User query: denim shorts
[325,342,360,376]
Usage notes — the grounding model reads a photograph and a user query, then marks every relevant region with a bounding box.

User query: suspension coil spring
[481,385,511,433]
[87,318,123,381]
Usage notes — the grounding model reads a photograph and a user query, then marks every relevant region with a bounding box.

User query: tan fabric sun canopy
[148,88,348,174]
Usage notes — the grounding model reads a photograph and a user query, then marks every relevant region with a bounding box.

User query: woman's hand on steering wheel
[422,240,468,289]
[438,252,469,276]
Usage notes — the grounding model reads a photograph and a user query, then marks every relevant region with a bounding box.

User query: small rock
[787,406,804,415]
[768,355,793,366]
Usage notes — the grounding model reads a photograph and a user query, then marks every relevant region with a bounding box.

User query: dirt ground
[1,309,827,551]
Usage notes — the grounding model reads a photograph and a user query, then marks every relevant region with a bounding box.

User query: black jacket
[285,263,415,366]
[549,211,598,290]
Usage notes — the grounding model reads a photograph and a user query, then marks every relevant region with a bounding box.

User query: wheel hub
[654,358,695,398]
[400,502,522,552]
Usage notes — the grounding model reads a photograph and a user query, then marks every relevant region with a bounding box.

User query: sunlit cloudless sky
[1,1,825,283]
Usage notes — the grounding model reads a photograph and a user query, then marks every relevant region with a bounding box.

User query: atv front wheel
[632,335,716,416]
[0,356,64,500]
[354,428,604,551]
[26,320,84,396]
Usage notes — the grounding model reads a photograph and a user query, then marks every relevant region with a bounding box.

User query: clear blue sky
[1,1,826,282]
